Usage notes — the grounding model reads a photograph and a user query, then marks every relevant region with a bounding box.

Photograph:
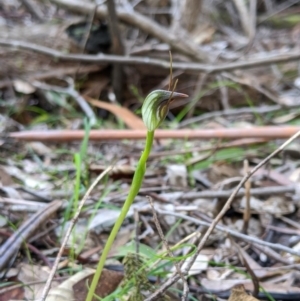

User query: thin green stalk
[86,130,154,301]
[86,89,188,301]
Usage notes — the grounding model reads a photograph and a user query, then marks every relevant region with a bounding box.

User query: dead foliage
[1,1,300,301]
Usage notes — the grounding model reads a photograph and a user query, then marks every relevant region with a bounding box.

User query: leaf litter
[2,1,300,301]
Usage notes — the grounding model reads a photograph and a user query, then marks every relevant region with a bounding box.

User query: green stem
[86,130,155,301]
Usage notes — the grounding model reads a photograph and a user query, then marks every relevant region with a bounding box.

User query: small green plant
[85,89,188,301]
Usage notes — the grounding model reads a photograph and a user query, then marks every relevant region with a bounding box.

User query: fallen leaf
[46,268,123,301]
[18,264,59,300]
[0,284,24,301]
[171,254,209,276]
[13,80,36,94]
[86,96,146,130]
[228,285,260,301]
[165,164,188,187]
[73,269,123,301]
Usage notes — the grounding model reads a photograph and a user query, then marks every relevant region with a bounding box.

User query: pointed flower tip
[142,89,188,131]
[172,92,189,99]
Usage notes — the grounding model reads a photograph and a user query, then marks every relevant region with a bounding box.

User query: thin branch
[51,0,207,61]
[232,0,251,37]
[1,39,300,73]
[20,0,44,21]
[107,0,125,102]
[32,79,97,126]
[7,126,300,141]
[178,104,292,128]
[0,201,62,272]
[154,210,300,258]
[242,159,251,234]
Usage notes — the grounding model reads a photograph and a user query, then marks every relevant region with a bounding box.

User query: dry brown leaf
[228,285,260,301]
[86,96,146,130]
[47,268,123,301]
[0,284,24,301]
[0,166,14,186]
[73,269,123,301]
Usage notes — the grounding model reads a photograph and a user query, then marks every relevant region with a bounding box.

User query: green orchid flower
[142,89,188,131]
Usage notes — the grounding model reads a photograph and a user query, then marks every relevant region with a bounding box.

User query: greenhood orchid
[142,90,188,131]
[86,89,188,301]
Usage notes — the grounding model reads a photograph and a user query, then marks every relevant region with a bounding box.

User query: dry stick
[149,138,267,158]
[222,71,280,104]
[154,210,300,257]
[178,104,291,128]
[258,0,300,24]
[8,126,300,142]
[32,79,96,126]
[2,39,300,73]
[74,3,99,82]
[50,0,207,61]
[134,209,140,255]
[233,240,259,298]
[0,200,62,271]
[20,0,44,21]
[39,165,113,301]
[106,0,125,103]
[233,0,251,37]
[0,65,105,89]
[216,74,230,110]
[148,197,189,301]
[242,159,251,234]
[145,130,300,301]
[249,0,257,41]
[181,184,295,200]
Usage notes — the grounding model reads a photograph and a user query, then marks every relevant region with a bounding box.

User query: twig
[0,65,104,89]
[178,104,291,128]
[107,0,125,102]
[232,0,251,37]
[148,197,189,301]
[258,0,300,24]
[134,209,140,255]
[222,71,280,104]
[50,0,207,61]
[2,39,300,73]
[249,0,257,41]
[234,242,259,297]
[242,160,251,234]
[251,244,292,265]
[8,126,300,141]
[185,73,208,119]
[39,165,113,301]
[145,129,300,301]
[0,200,62,272]
[149,138,267,158]
[154,210,300,256]
[181,185,295,200]
[20,0,44,21]
[217,74,230,110]
[32,79,97,126]
[0,230,51,269]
